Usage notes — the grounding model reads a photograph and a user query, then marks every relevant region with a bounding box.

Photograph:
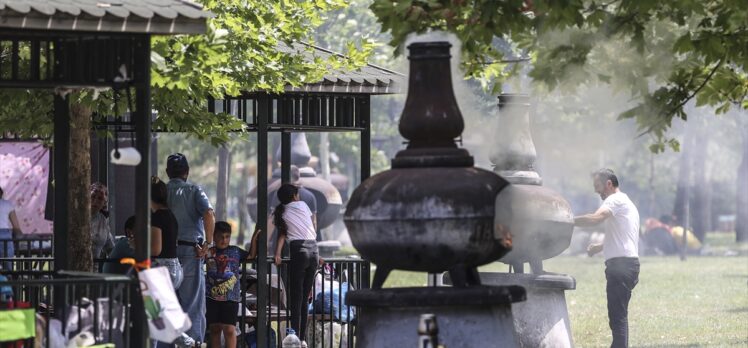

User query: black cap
[166,153,189,171]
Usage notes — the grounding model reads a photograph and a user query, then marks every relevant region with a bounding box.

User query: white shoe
[301,341,308,348]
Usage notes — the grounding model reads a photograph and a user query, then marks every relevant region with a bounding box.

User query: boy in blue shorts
[205,221,249,348]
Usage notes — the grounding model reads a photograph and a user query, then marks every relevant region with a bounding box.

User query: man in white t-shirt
[574,168,640,348]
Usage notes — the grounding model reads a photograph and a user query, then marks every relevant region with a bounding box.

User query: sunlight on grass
[374,242,748,347]
[546,255,748,347]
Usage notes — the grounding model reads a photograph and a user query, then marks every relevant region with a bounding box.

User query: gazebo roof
[0,0,210,34]
[279,42,405,95]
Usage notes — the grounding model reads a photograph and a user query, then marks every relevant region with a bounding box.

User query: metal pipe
[52,93,69,272]
[256,92,270,347]
[132,34,152,348]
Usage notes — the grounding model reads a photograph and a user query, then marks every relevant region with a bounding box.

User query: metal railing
[1,242,372,348]
[0,271,135,348]
[243,257,370,348]
[0,236,55,279]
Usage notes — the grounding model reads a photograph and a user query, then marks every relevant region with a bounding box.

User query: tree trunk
[648,153,656,218]
[691,128,710,242]
[216,145,230,220]
[69,102,93,272]
[673,132,693,227]
[736,119,748,242]
[236,157,249,246]
[320,133,330,180]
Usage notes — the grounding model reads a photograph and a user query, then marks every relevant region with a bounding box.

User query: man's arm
[203,208,215,244]
[312,213,317,232]
[574,207,612,227]
[194,209,215,259]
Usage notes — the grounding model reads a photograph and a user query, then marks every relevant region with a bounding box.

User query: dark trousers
[605,257,640,348]
[288,240,318,341]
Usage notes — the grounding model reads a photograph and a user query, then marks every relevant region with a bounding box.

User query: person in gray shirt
[90,182,114,259]
[165,153,214,347]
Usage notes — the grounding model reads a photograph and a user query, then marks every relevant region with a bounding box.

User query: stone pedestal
[347,286,526,348]
[479,273,576,348]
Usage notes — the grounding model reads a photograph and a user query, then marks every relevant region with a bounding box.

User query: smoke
[402,31,504,169]
[394,29,743,253]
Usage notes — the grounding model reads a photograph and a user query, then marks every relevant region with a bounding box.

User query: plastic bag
[64,297,125,347]
[309,282,355,323]
[244,327,276,348]
[305,321,348,348]
[138,266,191,343]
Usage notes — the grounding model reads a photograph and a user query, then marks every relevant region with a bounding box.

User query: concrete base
[347,286,526,348]
[479,273,576,348]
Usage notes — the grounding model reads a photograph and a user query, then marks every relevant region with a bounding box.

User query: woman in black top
[151,176,182,288]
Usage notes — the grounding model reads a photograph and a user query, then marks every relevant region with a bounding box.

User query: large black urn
[344,41,512,288]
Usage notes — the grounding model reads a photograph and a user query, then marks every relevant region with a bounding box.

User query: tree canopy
[0,0,375,271]
[0,0,374,144]
[370,0,747,151]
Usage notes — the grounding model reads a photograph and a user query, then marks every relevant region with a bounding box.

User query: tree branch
[584,0,621,14]
[636,58,724,138]
[669,58,724,115]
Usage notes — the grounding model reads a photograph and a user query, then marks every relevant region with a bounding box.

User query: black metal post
[358,95,372,288]
[256,93,270,347]
[132,35,152,348]
[150,137,159,176]
[281,132,291,183]
[359,95,371,181]
[53,93,69,271]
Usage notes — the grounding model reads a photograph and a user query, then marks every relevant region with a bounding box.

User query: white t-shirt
[600,191,640,260]
[282,201,316,241]
[0,199,14,229]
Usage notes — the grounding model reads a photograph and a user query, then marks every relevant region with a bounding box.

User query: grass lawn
[374,233,748,347]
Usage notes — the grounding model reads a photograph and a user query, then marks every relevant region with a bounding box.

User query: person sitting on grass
[205,221,250,348]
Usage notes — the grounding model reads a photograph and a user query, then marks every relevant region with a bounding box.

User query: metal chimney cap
[406,41,452,60]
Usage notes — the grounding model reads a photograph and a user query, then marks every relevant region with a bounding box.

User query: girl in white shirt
[0,186,22,271]
[273,183,318,348]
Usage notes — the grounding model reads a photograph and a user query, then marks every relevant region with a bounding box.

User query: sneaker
[301,341,308,348]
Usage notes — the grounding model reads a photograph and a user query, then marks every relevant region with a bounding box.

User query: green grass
[702,232,748,255]
[374,236,748,347]
[544,255,747,347]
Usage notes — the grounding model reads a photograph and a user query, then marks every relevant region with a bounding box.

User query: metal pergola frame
[0,1,210,346]
[200,78,404,345]
[90,56,403,346]
[217,91,376,346]
[0,29,152,347]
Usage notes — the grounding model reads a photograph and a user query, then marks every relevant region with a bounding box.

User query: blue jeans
[177,245,206,343]
[0,229,13,271]
[151,257,194,348]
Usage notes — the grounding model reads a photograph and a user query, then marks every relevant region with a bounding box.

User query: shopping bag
[138,267,191,343]
[0,307,35,342]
